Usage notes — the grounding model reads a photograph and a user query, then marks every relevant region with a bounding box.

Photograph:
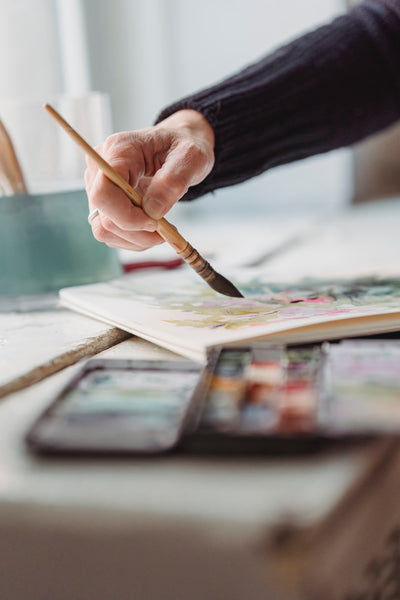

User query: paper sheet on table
[61,199,400,362]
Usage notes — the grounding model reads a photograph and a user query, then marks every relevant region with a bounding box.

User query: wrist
[160,109,215,150]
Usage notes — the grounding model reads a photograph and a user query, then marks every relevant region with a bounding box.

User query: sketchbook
[60,264,400,363]
[60,198,400,362]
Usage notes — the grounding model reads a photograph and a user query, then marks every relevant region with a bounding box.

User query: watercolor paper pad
[60,266,400,363]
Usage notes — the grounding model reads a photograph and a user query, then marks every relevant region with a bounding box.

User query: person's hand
[85,109,215,251]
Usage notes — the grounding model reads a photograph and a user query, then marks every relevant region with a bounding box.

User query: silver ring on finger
[88,208,100,225]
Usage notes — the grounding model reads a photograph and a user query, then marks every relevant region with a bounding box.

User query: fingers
[90,212,164,251]
[85,134,162,251]
[88,173,164,250]
[89,170,156,232]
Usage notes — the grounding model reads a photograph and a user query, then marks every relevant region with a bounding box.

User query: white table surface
[0,307,130,396]
[0,327,373,600]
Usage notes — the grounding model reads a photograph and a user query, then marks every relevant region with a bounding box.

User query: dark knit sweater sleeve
[156,0,400,201]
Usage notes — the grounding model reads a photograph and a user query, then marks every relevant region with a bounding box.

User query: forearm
[156,0,400,200]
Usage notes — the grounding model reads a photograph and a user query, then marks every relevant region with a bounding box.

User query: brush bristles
[178,243,244,297]
[208,271,244,298]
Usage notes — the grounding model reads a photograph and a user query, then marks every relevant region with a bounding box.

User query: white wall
[0,0,95,193]
[0,0,62,99]
[83,0,345,128]
[82,1,171,131]
[0,0,90,101]
[166,0,343,103]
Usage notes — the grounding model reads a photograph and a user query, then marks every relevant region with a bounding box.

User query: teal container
[0,189,122,297]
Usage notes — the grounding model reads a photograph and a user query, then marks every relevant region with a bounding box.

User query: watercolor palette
[183,339,400,452]
[26,340,400,456]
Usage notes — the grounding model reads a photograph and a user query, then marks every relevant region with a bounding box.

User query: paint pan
[320,340,400,434]
[200,348,249,431]
[278,346,322,434]
[240,345,286,433]
[200,344,320,436]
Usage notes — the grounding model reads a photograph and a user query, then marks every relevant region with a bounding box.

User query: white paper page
[60,265,400,362]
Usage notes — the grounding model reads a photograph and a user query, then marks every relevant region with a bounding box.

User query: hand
[85,109,215,251]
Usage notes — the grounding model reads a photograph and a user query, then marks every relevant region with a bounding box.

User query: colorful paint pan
[320,340,400,434]
[200,348,249,430]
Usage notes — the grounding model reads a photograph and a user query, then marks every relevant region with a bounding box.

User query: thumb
[142,165,189,220]
[143,144,212,219]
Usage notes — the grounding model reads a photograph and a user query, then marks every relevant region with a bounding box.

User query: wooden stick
[44,103,243,298]
[0,120,28,195]
[0,327,131,400]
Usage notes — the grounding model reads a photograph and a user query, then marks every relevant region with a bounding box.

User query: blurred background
[0,0,398,217]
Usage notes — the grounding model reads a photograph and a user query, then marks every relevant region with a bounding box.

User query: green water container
[0,189,122,298]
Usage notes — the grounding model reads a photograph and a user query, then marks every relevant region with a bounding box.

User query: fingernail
[144,197,164,219]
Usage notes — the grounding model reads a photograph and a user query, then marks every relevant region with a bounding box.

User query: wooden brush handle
[156,219,214,281]
[0,120,27,194]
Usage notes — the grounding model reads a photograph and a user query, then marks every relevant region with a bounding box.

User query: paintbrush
[0,119,28,195]
[44,103,243,298]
